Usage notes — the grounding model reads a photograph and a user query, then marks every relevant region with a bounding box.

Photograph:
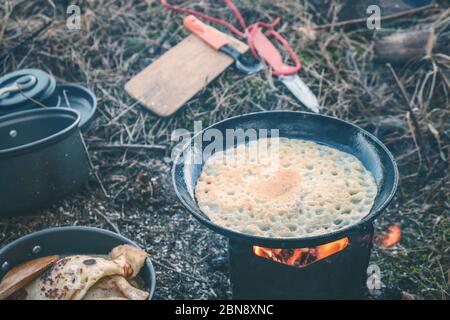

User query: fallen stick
[313,3,437,30]
[387,63,430,167]
[151,259,206,283]
[94,209,121,235]
[374,29,436,64]
[80,133,110,198]
[90,143,167,151]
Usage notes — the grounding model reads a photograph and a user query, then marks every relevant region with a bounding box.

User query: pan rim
[55,83,97,130]
[0,226,156,300]
[0,107,81,157]
[172,110,399,247]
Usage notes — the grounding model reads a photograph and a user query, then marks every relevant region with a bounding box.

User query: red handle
[250,27,301,76]
[184,15,232,51]
[163,1,301,76]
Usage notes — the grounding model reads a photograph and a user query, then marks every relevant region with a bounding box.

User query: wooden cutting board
[125,34,248,117]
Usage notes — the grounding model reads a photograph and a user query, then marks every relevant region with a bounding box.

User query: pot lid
[55,83,97,130]
[0,69,56,111]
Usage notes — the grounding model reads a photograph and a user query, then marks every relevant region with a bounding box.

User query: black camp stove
[228,224,374,300]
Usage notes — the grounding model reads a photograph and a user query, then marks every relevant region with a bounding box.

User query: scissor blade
[279,75,320,113]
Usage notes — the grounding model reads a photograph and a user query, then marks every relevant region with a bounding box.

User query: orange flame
[381,224,401,248]
[253,237,349,268]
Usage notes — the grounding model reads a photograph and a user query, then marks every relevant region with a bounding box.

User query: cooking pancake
[195,138,377,238]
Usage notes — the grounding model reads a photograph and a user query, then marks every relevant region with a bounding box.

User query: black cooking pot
[172,111,399,248]
[0,226,156,299]
[0,69,97,131]
[0,108,90,216]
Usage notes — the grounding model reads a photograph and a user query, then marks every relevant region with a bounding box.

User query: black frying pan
[0,226,156,300]
[172,111,399,248]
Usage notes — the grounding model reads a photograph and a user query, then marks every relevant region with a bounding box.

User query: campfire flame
[253,237,349,268]
[381,224,401,248]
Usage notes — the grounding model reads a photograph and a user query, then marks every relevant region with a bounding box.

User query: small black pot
[0,108,90,216]
[0,226,156,299]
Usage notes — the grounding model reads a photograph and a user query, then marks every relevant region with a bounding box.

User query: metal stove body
[229,225,374,300]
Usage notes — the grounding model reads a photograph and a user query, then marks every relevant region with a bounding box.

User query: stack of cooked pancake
[195,138,377,238]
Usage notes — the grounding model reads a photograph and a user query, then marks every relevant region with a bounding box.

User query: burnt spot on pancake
[83,259,96,266]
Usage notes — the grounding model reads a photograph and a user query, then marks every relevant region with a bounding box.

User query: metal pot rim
[0,107,81,157]
[55,83,97,130]
[172,110,399,248]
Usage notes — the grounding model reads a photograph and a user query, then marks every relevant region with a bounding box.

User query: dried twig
[314,3,437,30]
[151,258,206,283]
[94,209,121,235]
[0,19,53,63]
[79,133,110,198]
[387,63,430,167]
[90,143,167,152]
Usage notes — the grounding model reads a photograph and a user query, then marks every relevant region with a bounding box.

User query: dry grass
[0,0,448,299]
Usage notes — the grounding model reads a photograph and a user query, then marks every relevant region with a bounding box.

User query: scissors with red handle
[162,0,321,113]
